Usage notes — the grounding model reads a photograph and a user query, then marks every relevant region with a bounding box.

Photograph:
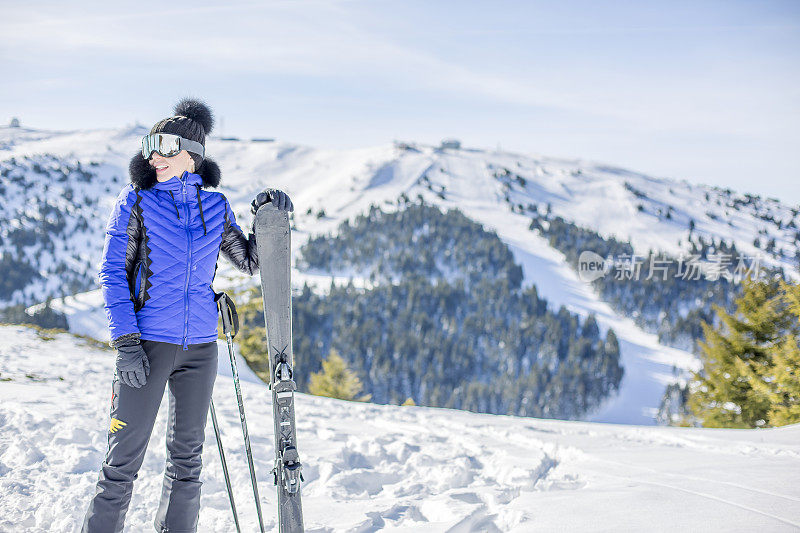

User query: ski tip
[255,203,290,227]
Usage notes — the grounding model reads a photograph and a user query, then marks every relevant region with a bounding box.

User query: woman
[82,98,293,533]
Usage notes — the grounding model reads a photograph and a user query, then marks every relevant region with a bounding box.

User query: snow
[1,325,798,532]
[5,125,800,425]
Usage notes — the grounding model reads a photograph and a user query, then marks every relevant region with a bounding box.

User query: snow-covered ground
[1,325,798,532]
[6,125,800,425]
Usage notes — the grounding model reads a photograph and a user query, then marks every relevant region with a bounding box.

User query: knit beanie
[149,98,214,172]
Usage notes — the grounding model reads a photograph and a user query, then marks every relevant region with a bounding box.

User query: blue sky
[2,1,798,202]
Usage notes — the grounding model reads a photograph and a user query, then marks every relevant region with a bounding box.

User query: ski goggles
[141,133,205,160]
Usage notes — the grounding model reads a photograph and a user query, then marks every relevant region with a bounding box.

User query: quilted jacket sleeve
[99,186,140,346]
[220,197,259,276]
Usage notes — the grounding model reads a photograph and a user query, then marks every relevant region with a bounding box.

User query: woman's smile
[150,150,194,181]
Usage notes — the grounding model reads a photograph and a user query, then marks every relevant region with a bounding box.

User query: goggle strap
[179,138,205,158]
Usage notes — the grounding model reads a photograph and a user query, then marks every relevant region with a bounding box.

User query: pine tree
[688,276,787,427]
[309,348,372,402]
[743,280,800,426]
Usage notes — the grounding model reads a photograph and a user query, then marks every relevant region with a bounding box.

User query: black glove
[115,343,150,388]
[251,188,294,214]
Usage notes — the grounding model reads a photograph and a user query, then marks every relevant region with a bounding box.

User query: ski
[254,203,305,533]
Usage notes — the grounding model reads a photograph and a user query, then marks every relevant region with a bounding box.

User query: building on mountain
[440,138,461,150]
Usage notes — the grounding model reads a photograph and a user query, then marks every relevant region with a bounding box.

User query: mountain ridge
[3,124,796,424]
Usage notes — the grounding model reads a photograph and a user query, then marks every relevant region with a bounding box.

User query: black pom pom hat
[129,98,221,190]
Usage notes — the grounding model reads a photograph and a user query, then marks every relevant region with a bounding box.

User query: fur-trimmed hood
[128,152,221,190]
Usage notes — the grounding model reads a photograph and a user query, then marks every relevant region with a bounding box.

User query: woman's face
[150,150,195,182]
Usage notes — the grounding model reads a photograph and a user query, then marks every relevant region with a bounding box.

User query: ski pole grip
[214,291,240,338]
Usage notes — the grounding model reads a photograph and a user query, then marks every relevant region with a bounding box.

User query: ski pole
[209,398,241,533]
[216,292,267,533]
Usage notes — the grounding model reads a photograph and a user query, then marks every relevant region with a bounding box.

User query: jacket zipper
[181,172,192,350]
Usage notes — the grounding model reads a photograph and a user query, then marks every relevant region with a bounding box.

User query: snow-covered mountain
[1,324,799,532]
[2,125,797,425]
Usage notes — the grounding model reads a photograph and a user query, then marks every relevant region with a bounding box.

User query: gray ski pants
[82,339,218,533]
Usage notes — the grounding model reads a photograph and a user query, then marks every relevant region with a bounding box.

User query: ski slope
[1,325,798,532]
[5,125,799,425]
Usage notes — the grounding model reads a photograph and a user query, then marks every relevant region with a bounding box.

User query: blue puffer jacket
[99,164,258,350]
